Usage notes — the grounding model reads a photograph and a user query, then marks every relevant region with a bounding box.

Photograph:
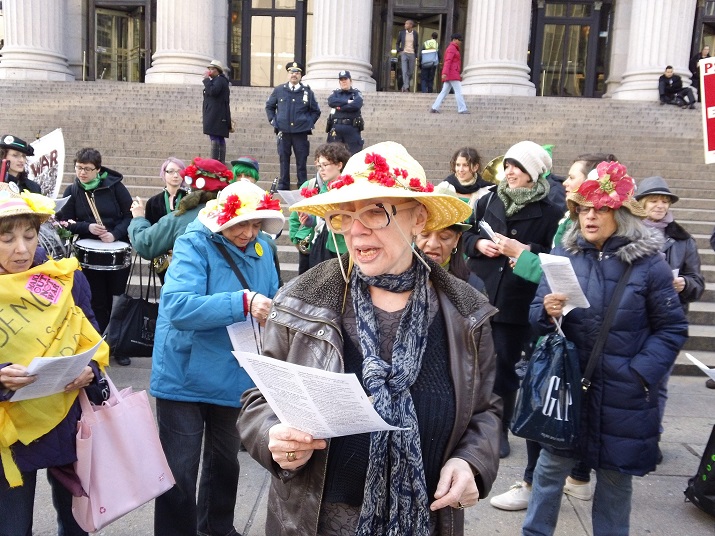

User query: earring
[451,247,458,255]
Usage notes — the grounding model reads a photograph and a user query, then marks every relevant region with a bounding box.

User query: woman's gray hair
[563,207,649,249]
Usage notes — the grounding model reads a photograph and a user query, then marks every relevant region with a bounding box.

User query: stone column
[461,0,535,96]
[0,0,74,80]
[603,0,633,97]
[611,0,697,101]
[145,0,216,85]
[301,0,376,92]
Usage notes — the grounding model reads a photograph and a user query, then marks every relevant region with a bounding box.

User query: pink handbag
[72,375,175,532]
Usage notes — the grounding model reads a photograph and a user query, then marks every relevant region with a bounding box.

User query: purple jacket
[0,248,107,474]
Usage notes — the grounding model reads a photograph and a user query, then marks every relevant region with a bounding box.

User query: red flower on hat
[328,153,435,193]
[300,186,319,198]
[576,161,635,209]
[328,175,354,190]
[217,195,241,225]
[257,193,281,211]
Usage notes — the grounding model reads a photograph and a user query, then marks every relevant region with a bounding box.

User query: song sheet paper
[234,351,405,439]
[538,253,590,315]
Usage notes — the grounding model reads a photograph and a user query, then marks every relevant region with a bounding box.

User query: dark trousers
[0,469,87,536]
[491,321,532,397]
[154,399,241,536]
[421,65,437,93]
[83,266,130,333]
[327,124,363,155]
[660,87,695,106]
[277,131,310,189]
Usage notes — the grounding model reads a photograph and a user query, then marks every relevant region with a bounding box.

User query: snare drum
[74,239,132,270]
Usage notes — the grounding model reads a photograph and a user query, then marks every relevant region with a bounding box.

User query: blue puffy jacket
[150,219,279,407]
[530,228,688,476]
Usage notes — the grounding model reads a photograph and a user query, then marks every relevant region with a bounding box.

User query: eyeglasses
[75,165,97,173]
[165,169,183,176]
[324,202,419,234]
[574,205,611,214]
[316,162,335,170]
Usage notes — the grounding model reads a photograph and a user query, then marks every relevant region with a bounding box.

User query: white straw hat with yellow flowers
[0,183,56,223]
[289,141,471,232]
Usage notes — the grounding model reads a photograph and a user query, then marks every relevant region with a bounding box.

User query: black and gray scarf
[352,257,432,536]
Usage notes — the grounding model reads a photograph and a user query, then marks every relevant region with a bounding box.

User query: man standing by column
[327,70,364,154]
[203,60,231,164]
[266,62,321,190]
[396,20,418,92]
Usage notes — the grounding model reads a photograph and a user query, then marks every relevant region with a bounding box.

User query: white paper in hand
[685,353,715,381]
[538,253,590,315]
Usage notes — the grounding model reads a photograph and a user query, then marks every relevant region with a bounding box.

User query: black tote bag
[684,424,715,517]
[104,254,159,358]
[510,331,581,449]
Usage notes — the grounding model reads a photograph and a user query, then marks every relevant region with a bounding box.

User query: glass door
[95,8,144,82]
[539,23,589,97]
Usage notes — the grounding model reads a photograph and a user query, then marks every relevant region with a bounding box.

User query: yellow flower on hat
[20,191,56,217]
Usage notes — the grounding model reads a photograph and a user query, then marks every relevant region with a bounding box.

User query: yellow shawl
[0,258,109,487]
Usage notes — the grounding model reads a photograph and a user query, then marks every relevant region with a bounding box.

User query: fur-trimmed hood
[561,221,664,264]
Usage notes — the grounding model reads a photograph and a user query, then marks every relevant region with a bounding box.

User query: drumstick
[84,192,104,227]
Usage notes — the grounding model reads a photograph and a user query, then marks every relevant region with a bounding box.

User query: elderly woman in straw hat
[239,141,500,536]
[523,162,688,536]
[150,180,284,536]
[0,183,110,536]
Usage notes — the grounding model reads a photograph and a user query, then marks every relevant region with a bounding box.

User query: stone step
[673,350,715,375]
[682,324,715,352]
[688,301,715,325]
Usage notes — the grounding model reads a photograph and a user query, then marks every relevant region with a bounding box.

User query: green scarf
[78,170,107,191]
[497,176,550,217]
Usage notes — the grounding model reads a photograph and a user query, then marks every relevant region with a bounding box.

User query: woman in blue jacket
[522,162,688,536]
[151,180,284,536]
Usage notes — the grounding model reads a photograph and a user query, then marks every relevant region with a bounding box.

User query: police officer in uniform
[326,70,364,155]
[265,61,321,190]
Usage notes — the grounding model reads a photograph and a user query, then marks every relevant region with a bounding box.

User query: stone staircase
[0,80,713,368]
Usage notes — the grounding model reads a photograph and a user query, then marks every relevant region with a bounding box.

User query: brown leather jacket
[239,256,501,536]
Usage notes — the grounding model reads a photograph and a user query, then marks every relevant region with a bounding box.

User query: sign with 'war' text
[700,57,715,164]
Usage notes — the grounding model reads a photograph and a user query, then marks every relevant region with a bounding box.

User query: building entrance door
[95,7,145,82]
[388,15,443,92]
[531,2,611,97]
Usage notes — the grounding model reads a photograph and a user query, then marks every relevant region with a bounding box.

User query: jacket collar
[562,225,664,264]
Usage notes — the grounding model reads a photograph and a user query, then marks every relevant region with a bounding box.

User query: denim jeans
[154,398,241,536]
[0,470,87,536]
[524,441,591,484]
[522,450,632,536]
[431,80,468,113]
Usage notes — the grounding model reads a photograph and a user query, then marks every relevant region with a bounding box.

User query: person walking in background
[430,33,469,114]
[203,59,231,163]
[56,147,133,339]
[0,134,41,194]
[396,19,418,92]
[658,65,696,109]
[420,32,440,93]
[523,162,688,536]
[689,45,710,102]
[265,61,321,190]
[144,157,188,225]
[327,70,364,154]
[463,141,562,459]
[240,141,500,536]
[151,180,284,536]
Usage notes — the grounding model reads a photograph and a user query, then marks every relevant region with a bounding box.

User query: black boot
[217,143,226,164]
[210,140,220,160]
[500,391,516,458]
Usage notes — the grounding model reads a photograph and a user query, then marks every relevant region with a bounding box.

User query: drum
[74,239,132,270]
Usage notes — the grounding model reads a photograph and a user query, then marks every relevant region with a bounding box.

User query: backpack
[421,49,438,68]
[684,424,715,517]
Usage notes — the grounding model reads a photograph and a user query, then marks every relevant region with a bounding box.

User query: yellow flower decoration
[20,191,56,216]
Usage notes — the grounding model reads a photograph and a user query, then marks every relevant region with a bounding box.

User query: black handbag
[511,263,634,449]
[684,424,715,517]
[104,254,159,358]
[510,331,581,449]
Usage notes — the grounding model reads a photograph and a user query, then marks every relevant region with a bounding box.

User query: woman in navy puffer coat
[522,163,688,536]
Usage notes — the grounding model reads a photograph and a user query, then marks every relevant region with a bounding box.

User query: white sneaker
[490,481,531,511]
[563,478,593,501]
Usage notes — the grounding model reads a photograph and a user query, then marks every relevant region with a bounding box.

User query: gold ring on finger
[286,451,296,462]
[456,501,465,509]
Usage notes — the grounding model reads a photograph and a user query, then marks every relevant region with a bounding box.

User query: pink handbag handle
[77,373,123,424]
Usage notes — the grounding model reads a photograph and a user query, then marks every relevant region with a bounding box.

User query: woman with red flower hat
[150,179,284,536]
[522,162,688,536]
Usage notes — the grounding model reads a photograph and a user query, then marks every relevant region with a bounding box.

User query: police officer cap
[338,70,351,79]
[286,62,303,73]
